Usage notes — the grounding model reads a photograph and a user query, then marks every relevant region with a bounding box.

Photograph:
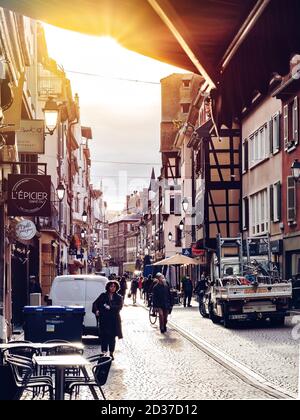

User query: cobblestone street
[79,300,282,400]
[170,300,298,396]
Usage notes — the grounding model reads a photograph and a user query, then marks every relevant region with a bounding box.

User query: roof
[109,213,141,224]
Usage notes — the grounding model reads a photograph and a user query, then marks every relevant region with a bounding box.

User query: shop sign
[182,248,192,257]
[15,220,37,241]
[8,175,51,217]
[270,240,283,255]
[17,120,45,154]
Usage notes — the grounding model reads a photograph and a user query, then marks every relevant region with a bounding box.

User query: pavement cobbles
[169,300,298,396]
[21,298,297,400]
[81,304,276,400]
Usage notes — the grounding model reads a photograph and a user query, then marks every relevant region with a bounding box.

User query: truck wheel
[223,316,234,329]
[271,317,285,327]
[222,303,234,329]
[199,302,209,318]
[209,305,221,324]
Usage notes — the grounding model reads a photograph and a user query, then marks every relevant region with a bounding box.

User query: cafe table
[34,354,91,400]
[0,342,84,365]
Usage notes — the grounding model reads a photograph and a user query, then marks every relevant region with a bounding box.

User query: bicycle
[148,294,158,325]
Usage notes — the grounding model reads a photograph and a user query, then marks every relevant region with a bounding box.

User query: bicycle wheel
[149,305,158,325]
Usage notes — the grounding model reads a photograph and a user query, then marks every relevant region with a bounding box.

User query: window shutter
[244,141,249,172]
[277,182,282,222]
[269,119,273,154]
[293,97,299,145]
[287,176,296,222]
[243,197,249,230]
[270,185,274,222]
[277,113,281,151]
[174,194,181,215]
[284,104,289,149]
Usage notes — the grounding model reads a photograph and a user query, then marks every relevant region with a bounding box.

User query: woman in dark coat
[92,280,123,359]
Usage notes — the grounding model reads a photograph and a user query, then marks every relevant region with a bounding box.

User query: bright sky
[44,24,186,211]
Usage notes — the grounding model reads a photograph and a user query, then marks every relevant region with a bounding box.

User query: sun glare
[43,23,186,210]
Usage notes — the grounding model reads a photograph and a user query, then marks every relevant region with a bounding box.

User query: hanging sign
[8,175,51,216]
[15,220,37,241]
[17,120,45,154]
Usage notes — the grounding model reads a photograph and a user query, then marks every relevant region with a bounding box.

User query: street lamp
[43,97,59,135]
[291,160,300,182]
[80,229,86,239]
[182,197,189,213]
[168,232,173,242]
[155,233,159,241]
[82,210,88,223]
[56,182,65,202]
[179,220,184,231]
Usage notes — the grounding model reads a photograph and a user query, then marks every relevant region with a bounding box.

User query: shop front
[284,234,300,280]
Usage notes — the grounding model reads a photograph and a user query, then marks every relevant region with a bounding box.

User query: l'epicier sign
[8,175,51,216]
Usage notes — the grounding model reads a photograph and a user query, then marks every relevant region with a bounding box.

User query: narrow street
[77,298,297,401]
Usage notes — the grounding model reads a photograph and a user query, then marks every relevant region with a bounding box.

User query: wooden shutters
[287,176,297,223]
[284,104,289,150]
[293,97,299,145]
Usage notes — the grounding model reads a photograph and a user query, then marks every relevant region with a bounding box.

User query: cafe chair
[6,355,54,400]
[65,356,112,400]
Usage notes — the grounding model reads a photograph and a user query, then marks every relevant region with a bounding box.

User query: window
[242,197,249,230]
[242,140,249,173]
[270,182,281,223]
[20,154,38,175]
[284,97,299,150]
[249,124,269,167]
[250,189,269,235]
[287,176,297,223]
[181,103,190,114]
[270,113,281,154]
[175,227,182,247]
[170,195,175,214]
[182,80,190,88]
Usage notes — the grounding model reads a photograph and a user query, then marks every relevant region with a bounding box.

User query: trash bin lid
[65,306,85,314]
[23,306,68,313]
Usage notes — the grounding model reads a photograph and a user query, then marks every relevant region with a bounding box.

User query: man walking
[152,273,173,333]
[181,275,193,307]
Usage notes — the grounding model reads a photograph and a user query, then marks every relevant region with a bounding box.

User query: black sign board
[8,174,51,217]
[270,240,283,255]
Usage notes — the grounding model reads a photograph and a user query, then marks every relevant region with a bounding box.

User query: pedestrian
[138,276,143,299]
[92,280,123,360]
[130,277,139,304]
[194,273,207,297]
[181,275,193,307]
[119,276,127,300]
[152,272,173,333]
[29,275,42,294]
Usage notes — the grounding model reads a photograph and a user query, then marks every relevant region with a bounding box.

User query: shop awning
[0,0,261,84]
[1,1,300,126]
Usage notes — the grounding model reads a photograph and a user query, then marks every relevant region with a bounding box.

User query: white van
[49,274,108,336]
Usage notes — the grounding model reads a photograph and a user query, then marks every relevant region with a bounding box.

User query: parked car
[49,274,108,336]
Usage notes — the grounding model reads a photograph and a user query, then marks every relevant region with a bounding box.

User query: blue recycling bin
[23,306,85,342]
